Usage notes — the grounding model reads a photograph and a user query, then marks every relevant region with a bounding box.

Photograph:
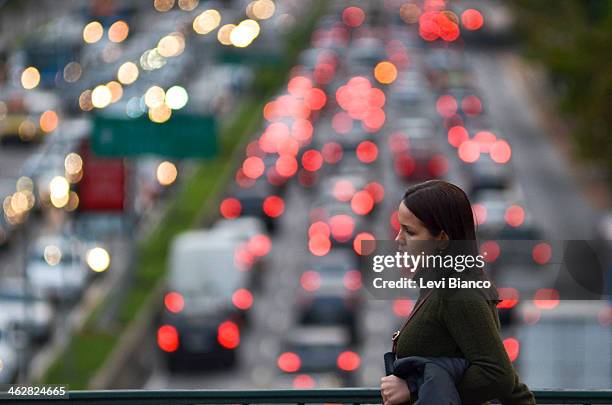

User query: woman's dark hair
[402,179,477,241]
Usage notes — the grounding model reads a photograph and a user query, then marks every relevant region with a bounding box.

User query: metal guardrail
[2,388,612,404]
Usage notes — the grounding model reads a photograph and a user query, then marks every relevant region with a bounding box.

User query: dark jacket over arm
[394,290,536,405]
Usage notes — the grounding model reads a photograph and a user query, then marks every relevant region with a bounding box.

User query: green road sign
[92,113,218,159]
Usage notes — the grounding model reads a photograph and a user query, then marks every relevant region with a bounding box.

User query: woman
[380,180,535,405]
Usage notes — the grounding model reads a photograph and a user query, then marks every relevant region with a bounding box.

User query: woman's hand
[380,375,411,405]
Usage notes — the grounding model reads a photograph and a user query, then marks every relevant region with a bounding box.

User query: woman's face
[395,201,440,243]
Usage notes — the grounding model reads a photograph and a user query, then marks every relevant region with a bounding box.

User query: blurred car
[302,247,361,290]
[295,275,363,344]
[473,190,543,241]
[25,235,88,303]
[158,230,250,370]
[323,125,376,153]
[389,117,446,181]
[439,87,485,120]
[316,173,379,216]
[0,90,61,144]
[229,179,279,232]
[276,324,360,387]
[0,321,18,384]
[326,153,375,178]
[463,154,514,198]
[0,278,54,343]
[310,198,371,248]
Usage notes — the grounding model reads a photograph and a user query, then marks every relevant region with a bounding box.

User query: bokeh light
[194,9,222,34]
[374,61,398,84]
[87,247,111,272]
[165,86,189,109]
[157,161,178,186]
[248,0,275,20]
[108,20,129,43]
[342,6,365,27]
[461,8,484,31]
[178,0,199,11]
[83,21,104,43]
[39,110,59,133]
[91,85,112,108]
[21,67,40,89]
[154,0,175,12]
[63,62,82,83]
[230,19,260,48]
[144,86,166,108]
[117,62,139,85]
[217,24,236,45]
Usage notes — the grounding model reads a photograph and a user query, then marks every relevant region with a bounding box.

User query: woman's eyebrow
[400,223,413,231]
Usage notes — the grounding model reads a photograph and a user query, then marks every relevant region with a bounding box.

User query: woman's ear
[436,230,450,252]
[437,230,449,241]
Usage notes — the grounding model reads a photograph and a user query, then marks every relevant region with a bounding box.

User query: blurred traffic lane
[467,49,599,239]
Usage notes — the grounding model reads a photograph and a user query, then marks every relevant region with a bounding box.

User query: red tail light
[157,325,179,353]
[394,155,415,177]
[277,352,301,372]
[293,374,315,388]
[532,242,552,265]
[533,288,560,310]
[217,321,240,349]
[164,292,184,314]
[503,337,520,362]
[364,181,384,203]
[219,198,241,219]
[232,288,253,310]
[504,205,525,227]
[248,234,272,257]
[356,141,378,163]
[353,232,375,255]
[428,154,448,177]
[301,149,324,172]
[350,191,374,215]
[263,195,285,218]
[343,270,362,291]
[393,299,414,317]
[337,351,360,371]
[300,271,321,291]
[496,288,519,309]
[329,214,355,242]
[479,240,500,263]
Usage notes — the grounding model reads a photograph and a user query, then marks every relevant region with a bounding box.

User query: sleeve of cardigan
[500,370,536,405]
[440,297,515,404]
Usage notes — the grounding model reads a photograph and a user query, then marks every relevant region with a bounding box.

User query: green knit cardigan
[394,289,536,405]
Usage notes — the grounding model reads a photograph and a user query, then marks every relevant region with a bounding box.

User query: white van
[158,230,250,370]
